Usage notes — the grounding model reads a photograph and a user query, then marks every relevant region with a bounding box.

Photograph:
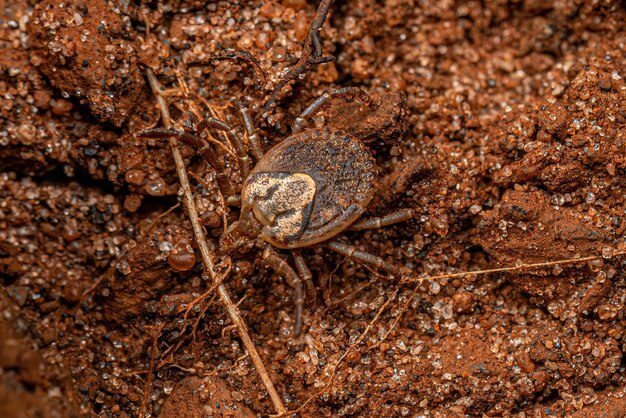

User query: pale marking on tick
[242,172,317,243]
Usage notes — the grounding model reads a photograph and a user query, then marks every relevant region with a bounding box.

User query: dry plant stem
[144,203,180,238]
[400,250,626,283]
[145,69,287,416]
[371,282,421,349]
[139,323,163,418]
[157,289,218,369]
[79,274,106,304]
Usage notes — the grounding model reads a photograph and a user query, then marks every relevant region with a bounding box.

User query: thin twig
[156,262,229,369]
[156,291,218,369]
[371,282,421,349]
[139,322,163,418]
[144,203,180,238]
[79,273,107,304]
[259,0,336,119]
[400,250,626,284]
[145,69,287,415]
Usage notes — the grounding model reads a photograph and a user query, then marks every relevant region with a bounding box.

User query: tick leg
[237,102,264,160]
[328,241,408,279]
[350,208,414,231]
[136,127,237,197]
[292,87,373,134]
[210,48,267,86]
[293,251,315,300]
[262,247,305,335]
[199,117,251,179]
[196,141,237,198]
[136,127,197,144]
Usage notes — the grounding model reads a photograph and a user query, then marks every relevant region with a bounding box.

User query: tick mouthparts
[218,219,260,255]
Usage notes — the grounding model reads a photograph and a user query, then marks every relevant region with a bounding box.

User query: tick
[137,86,415,334]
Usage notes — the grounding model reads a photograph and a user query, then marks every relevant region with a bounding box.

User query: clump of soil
[2,0,626,416]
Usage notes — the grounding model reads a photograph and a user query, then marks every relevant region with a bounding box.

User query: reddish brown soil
[2,1,626,417]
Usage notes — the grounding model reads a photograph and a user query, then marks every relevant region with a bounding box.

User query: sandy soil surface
[2,0,626,417]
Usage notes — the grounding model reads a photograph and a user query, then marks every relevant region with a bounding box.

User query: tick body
[240,128,377,249]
